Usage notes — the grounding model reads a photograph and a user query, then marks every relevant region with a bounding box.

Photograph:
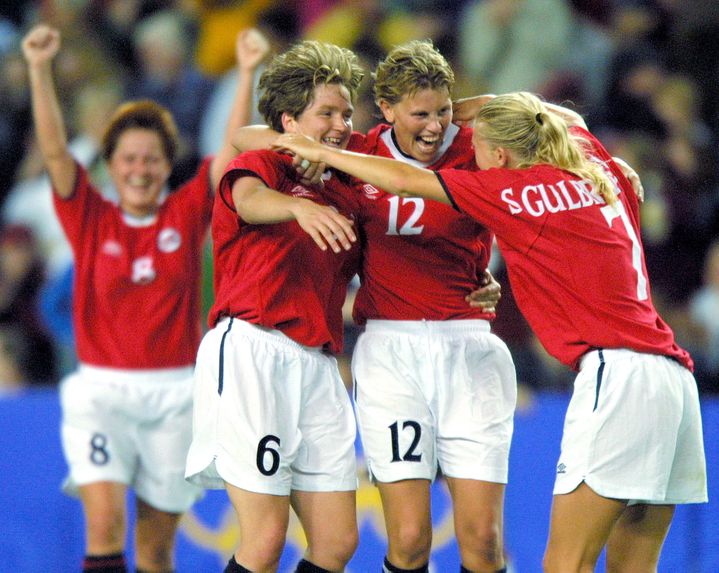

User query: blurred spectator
[457,0,573,94]
[0,48,31,210]
[0,224,57,385]
[3,81,122,277]
[84,0,175,72]
[125,9,216,185]
[39,262,75,378]
[190,0,277,77]
[688,240,719,392]
[0,324,30,395]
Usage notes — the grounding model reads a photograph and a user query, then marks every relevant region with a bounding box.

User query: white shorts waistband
[218,317,323,353]
[364,319,491,336]
[78,363,194,384]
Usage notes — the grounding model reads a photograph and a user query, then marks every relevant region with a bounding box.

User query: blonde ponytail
[475,92,616,204]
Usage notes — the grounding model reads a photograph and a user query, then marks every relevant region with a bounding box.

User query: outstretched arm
[22,25,76,198]
[210,28,271,190]
[272,134,449,204]
[233,125,327,185]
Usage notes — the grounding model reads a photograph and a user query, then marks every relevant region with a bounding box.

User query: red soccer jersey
[348,123,495,324]
[437,127,692,370]
[54,160,213,369]
[209,150,360,353]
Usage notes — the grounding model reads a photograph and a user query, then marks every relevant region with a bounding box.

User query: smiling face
[283,83,354,149]
[108,128,172,217]
[380,87,452,163]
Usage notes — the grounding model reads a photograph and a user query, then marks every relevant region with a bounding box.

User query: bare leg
[225,482,291,573]
[134,497,183,572]
[605,504,674,573]
[543,482,626,573]
[79,481,128,555]
[445,477,505,572]
[290,489,358,571]
[377,479,432,569]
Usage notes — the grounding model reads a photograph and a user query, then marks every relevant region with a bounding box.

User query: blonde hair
[373,39,454,106]
[258,41,365,132]
[474,92,616,204]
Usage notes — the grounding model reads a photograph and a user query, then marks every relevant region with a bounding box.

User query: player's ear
[494,146,510,167]
[379,100,395,124]
[281,112,297,133]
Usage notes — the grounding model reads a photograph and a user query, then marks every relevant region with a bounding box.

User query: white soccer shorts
[554,348,708,504]
[60,364,203,513]
[185,318,357,495]
[352,319,517,484]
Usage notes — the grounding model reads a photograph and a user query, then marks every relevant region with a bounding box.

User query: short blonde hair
[258,41,365,132]
[373,40,454,106]
[474,92,616,204]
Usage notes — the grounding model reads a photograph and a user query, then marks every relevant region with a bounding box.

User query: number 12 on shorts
[389,420,422,462]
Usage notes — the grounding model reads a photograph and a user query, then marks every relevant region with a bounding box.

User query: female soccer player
[184,40,363,573]
[22,24,269,573]
[234,40,513,573]
[273,91,707,573]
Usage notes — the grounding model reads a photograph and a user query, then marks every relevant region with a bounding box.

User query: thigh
[445,477,505,535]
[605,504,675,573]
[352,331,436,483]
[79,481,128,552]
[134,498,183,568]
[544,482,627,572]
[226,481,291,571]
[291,489,358,569]
[377,479,432,542]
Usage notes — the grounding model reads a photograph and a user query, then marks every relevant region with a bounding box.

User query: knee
[85,509,126,549]
[307,523,359,570]
[244,528,288,571]
[457,519,502,567]
[333,525,359,566]
[390,521,432,564]
[135,537,175,571]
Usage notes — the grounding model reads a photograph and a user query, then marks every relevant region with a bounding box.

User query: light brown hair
[257,40,364,132]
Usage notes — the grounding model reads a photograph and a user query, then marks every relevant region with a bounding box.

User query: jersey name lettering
[501,180,604,217]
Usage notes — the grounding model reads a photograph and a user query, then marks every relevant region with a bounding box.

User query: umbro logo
[556,463,567,474]
[289,185,315,198]
[361,184,380,199]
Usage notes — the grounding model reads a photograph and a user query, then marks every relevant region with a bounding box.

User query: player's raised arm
[22,25,76,199]
[210,28,271,191]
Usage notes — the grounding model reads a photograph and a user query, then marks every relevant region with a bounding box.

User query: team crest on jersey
[157,227,182,253]
[132,256,156,284]
[101,240,123,257]
[361,184,380,199]
[289,185,315,198]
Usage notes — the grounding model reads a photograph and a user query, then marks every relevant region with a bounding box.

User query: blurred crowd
[1,0,718,394]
